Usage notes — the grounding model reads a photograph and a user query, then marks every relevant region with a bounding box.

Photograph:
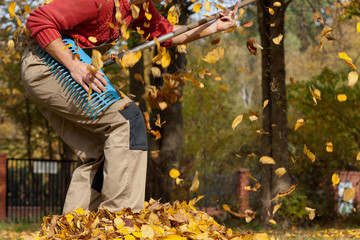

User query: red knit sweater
[26,0,173,49]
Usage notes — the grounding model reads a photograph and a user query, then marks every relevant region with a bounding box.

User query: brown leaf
[246,39,258,56]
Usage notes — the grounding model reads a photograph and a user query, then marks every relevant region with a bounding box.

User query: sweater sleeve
[26,0,102,49]
[130,0,173,47]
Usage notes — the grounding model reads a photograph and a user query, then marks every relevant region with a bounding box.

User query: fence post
[237,168,250,212]
[0,153,7,220]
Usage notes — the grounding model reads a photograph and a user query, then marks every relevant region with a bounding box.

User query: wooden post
[0,153,7,220]
[237,169,250,212]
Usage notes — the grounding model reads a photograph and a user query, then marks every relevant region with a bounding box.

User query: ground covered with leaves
[2,199,360,240]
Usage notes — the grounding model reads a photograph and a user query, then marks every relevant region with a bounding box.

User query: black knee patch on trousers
[119,102,148,150]
[91,162,104,192]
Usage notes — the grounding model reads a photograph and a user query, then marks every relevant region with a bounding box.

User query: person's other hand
[215,1,240,32]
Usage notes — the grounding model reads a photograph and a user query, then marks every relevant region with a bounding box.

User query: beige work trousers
[20,40,148,213]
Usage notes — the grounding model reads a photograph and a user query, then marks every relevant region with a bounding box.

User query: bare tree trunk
[258,0,291,226]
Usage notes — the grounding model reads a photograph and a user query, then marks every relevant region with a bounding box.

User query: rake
[35,0,256,120]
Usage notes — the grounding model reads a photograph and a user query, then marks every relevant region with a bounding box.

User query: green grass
[0,221,41,240]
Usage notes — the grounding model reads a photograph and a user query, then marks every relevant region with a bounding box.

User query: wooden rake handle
[103,0,257,67]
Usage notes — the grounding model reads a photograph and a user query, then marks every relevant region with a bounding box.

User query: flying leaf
[91,49,103,69]
[294,119,304,131]
[332,173,340,187]
[272,34,283,45]
[272,203,282,215]
[211,38,220,45]
[193,3,202,12]
[247,39,258,56]
[214,76,222,81]
[121,51,142,68]
[130,4,140,19]
[357,22,360,33]
[344,59,357,70]
[268,8,274,15]
[151,67,161,78]
[326,142,333,152]
[273,2,281,7]
[222,204,231,212]
[271,184,297,201]
[88,36,97,43]
[243,21,253,28]
[189,171,199,192]
[175,177,184,186]
[305,148,316,163]
[201,47,224,64]
[263,99,269,109]
[348,71,358,87]
[314,11,324,24]
[249,115,258,122]
[145,12,152,21]
[259,156,275,165]
[169,169,180,179]
[343,188,355,202]
[338,52,352,62]
[337,94,347,102]
[357,152,360,161]
[219,85,229,91]
[232,114,243,130]
[167,6,179,25]
[305,207,316,220]
[275,168,286,178]
[269,219,276,225]
[320,27,332,37]
[8,2,16,18]
[7,39,15,50]
[204,0,211,12]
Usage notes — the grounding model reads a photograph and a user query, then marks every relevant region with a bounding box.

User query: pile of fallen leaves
[22,198,269,240]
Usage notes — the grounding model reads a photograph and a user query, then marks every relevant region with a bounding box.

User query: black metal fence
[6,158,77,221]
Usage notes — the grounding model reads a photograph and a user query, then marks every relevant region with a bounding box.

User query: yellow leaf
[91,49,103,69]
[151,67,161,78]
[189,171,199,192]
[249,115,258,122]
[343,188,355,202]
[237,68,246,71]
[175,178,184,186]
[232,114,243,130]
[222,204,231,212]
[161,50,171,68]
[214,76,222,81]
[193,3,202,12]
[275,168,286,177]
[145,12,152,20]
[263,99,269,109]
[130,4,140,19]
[259,156,276,165]
[201,47,224,64]
[344,59,357,70]
[326,142,333,152]
[88,36,97,43]
[338,52,352,62]
[108,22,115,29]
[125,235,136,240]
[24,4,31,13]
[320,27,332,37]
[294,118,304,131]
[204,0,211,12]
[348,71,358,87]
[219,85,229,91]
[164,235,187,240]
[14,14,21,26]
[273,2,281,7]
[141,225,154,239]
[169,169,180,179]
[307,150,316,162]
[332,173,340,187]
[268,8,274,15]
[357,152,360,161]
[136,27,144,35]
[305,207,316,220]
[272,203,282,215]
[357,22,360,33]
[337,94,347,102]
[74,206,85,215]
[272,34,283,45]
[269,219,276,225]
[121,51,142,68]
[291,156,295,163]
[88,84,92,100]
[8,2,16,18]
[7,39,15,50]
[167,6,179,25]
